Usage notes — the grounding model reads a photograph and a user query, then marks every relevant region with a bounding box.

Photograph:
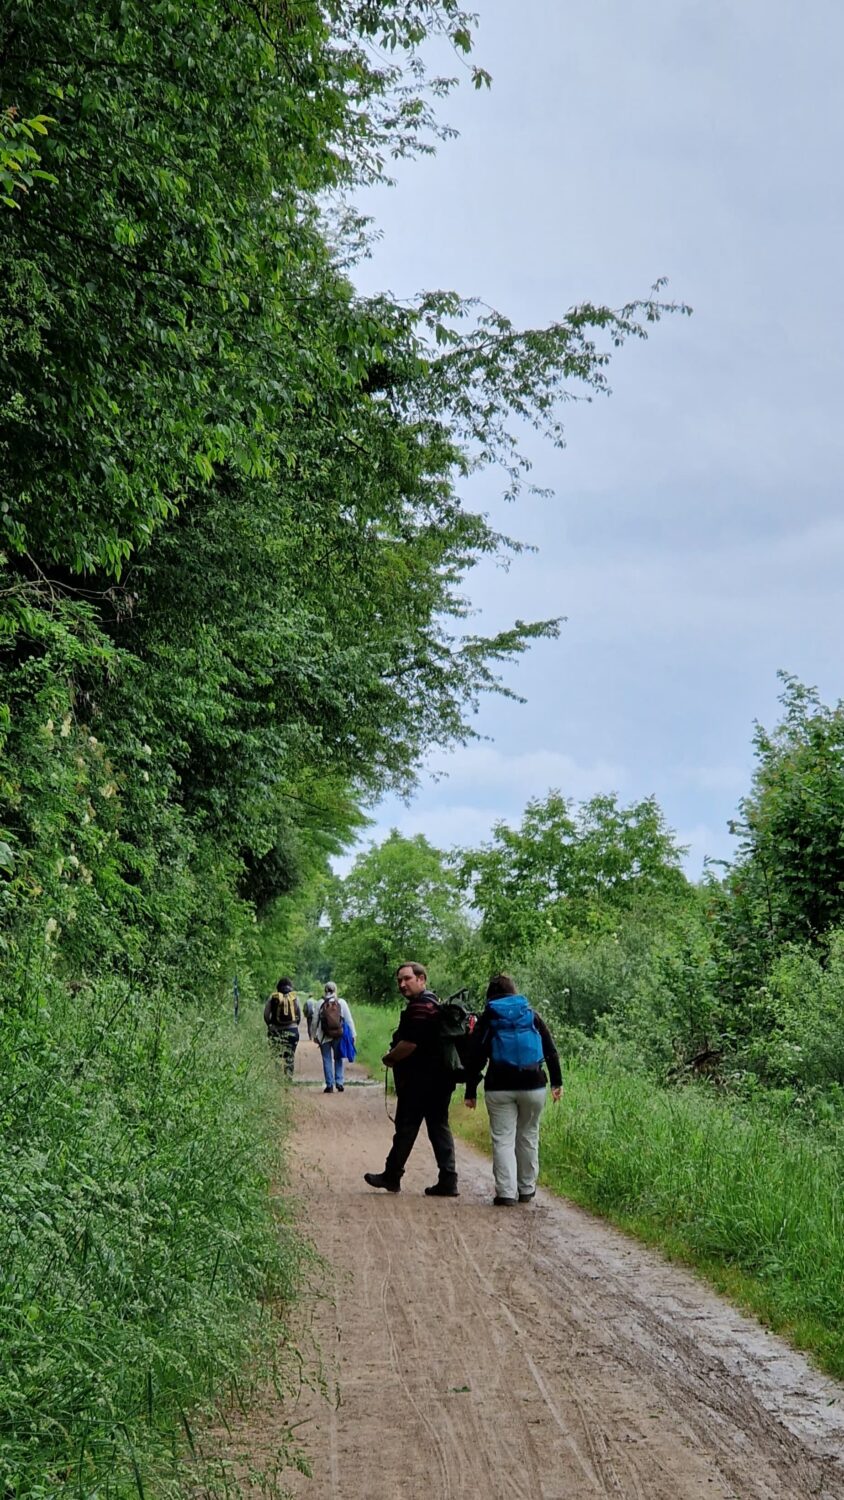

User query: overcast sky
[342,0,844,878]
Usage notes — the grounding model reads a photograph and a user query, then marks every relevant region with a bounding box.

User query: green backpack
[438,992,475,1077]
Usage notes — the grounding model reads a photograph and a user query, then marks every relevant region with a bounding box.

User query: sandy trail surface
[262,1033,844,1499]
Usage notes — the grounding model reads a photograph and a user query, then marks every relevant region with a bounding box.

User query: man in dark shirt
[363,961,459,1197]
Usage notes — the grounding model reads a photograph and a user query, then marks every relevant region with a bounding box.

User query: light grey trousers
[485,1087,546,1200]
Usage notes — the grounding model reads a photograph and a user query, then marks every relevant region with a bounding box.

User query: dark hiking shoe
[337,1084,345,1092]
[493,1196,517,1206]
[424,1181,459,1198]
[364,1172,401,1193]
[518,1191,536,1203]
[323,1086,334,1094]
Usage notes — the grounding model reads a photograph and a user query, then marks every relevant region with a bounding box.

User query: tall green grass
[352,1002,401,1088]
[537,1061,844,1376]
[352,1003,844,1378]
[0,971,300,1497]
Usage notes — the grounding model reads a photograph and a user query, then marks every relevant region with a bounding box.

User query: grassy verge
[353,1001,401,1088]
[535,1061,844,1379]
[0,973,302,1498]
[351,1003,844,1380]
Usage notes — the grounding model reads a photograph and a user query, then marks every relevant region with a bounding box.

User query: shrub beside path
[251,1037,844,1498]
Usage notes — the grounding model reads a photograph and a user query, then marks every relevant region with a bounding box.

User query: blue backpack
[487,996,544,1069]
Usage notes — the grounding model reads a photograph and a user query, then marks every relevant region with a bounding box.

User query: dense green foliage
[458,790,688,963]
[727,675,844,947]
[0,1,680,1492]
[1,0,673,977]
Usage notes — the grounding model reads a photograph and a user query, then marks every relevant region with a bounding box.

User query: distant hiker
[263,977,302,1077]
[303,994,317,1040]
[464,973,562,1206]
[364,961,459,1197]
[314,981,356,1094]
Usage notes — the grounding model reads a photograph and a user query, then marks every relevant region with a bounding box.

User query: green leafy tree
[1,0,681,982]
[329,830,471,1002]
[727,674,844,954]
[460,791,689,963]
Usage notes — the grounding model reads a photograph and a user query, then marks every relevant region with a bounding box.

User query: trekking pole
[384,1067,396,1124]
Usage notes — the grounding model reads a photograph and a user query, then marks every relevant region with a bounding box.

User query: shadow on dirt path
[246,1030,844,1499]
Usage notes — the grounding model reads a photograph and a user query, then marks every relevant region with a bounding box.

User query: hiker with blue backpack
[464,974,562,1206]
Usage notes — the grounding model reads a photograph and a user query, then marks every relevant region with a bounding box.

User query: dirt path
[260,1036,844,1498]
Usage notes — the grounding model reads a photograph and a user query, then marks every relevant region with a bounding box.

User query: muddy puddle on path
[230,1033,844,1500]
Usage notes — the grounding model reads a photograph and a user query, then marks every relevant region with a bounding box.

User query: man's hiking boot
[323,1086,334,1094]
[424,1180,459,1198]
[363,1171,401,1193]
[493,1196,517,1206]
[518,1191,536,1203]
[337,1084,345,1092]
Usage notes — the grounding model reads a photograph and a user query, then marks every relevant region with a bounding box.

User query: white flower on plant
[141,743,152,756]
[45,917,58,941]
[88,736,98,749]
[141,770,149,783]
[67,854,80,869]
[100,782,117,799]
[44,718,54,735]
[60,715,72,738]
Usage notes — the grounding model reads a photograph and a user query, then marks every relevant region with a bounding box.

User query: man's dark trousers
[384,1074,456,1186]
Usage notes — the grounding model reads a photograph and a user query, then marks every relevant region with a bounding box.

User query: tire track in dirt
[374,1219,455,1499]
[238,1035,844,1499]
[448,1216,615,1495]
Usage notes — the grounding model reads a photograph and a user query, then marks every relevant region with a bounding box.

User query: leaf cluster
[0,106,55,209]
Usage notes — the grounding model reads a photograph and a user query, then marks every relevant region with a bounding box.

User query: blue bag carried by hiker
[339,1019,356,1063]
[487,995,544,1069]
